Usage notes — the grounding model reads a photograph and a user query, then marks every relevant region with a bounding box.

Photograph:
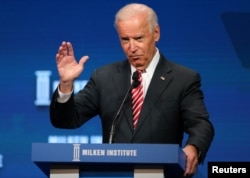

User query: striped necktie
[132,71,143,129]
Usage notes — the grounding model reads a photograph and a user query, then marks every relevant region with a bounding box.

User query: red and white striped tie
[132,71,143,129]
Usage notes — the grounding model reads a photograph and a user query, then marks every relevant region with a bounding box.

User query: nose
[129,40,137,52]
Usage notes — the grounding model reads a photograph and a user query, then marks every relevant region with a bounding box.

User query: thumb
[79,55,89,66]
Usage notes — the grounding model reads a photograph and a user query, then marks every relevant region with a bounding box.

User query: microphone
[132,70,140,88]
[108,71,140,144]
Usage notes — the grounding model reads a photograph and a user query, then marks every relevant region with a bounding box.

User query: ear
[154,25,160,42]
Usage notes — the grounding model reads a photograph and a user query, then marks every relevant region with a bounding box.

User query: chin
[131,60,146,69]
[134,65,145,71]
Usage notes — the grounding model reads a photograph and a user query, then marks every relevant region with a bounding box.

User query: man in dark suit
[50,3,214,177]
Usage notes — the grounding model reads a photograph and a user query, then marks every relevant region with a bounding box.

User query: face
[116,14,160,71]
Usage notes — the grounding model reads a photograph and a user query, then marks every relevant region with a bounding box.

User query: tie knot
[136,70,143,83]
[137,70,143,74]
[132,70,143,88]
[137,70,143,77]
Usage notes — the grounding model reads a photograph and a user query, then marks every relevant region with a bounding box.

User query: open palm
[56,41,89,82]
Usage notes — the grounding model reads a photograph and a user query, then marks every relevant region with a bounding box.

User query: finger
[79,56,89,66]
[57,43,65,56]
[184,158,192,176]
[60,41,68,56]
[56,53,60,61]
[56,53,62,64]
[66,42,74,56]
[184,158,198,177]
[56,47,64,63]
[56,41,69,65]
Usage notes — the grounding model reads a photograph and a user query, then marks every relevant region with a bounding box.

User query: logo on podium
[72,144,81,161]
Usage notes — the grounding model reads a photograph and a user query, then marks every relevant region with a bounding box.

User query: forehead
[116,15,149,36]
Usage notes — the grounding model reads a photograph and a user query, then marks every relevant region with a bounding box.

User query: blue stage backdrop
[0,0,249,177]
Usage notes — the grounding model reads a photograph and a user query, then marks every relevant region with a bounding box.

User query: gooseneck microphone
[108,71,140,144]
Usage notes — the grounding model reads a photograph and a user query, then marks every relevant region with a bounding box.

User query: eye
[121,37,129,42]
[135,36,143,41]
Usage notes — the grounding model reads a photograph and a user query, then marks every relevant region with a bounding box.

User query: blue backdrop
[0,0,249,177]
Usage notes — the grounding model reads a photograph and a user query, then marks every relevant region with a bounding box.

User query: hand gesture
[56,41,89,92]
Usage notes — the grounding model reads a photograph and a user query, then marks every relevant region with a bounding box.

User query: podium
[32,143,186,178]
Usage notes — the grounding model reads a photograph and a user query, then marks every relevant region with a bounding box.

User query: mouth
[129,56,144,69]
[129,55,141,60]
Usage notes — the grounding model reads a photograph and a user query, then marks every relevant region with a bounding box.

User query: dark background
[0,0,249,177]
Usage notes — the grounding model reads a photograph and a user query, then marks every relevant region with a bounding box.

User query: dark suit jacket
[50,54,214,162]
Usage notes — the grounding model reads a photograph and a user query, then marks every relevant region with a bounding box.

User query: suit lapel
[112,61,134,132]
[133,55,173,134]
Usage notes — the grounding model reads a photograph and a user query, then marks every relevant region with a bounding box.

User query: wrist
[59,80,74,93]
[191,144,201,159]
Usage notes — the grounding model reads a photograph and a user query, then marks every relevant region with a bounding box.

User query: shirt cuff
[57,87,73,103]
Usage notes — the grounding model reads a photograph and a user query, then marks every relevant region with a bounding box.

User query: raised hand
[56,41,89,93]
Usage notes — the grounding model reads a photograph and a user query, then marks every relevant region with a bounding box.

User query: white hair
[114,3,159,31]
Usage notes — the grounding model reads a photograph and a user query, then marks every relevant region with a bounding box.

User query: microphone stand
[108,84,133,144]
[108,71,140,144]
